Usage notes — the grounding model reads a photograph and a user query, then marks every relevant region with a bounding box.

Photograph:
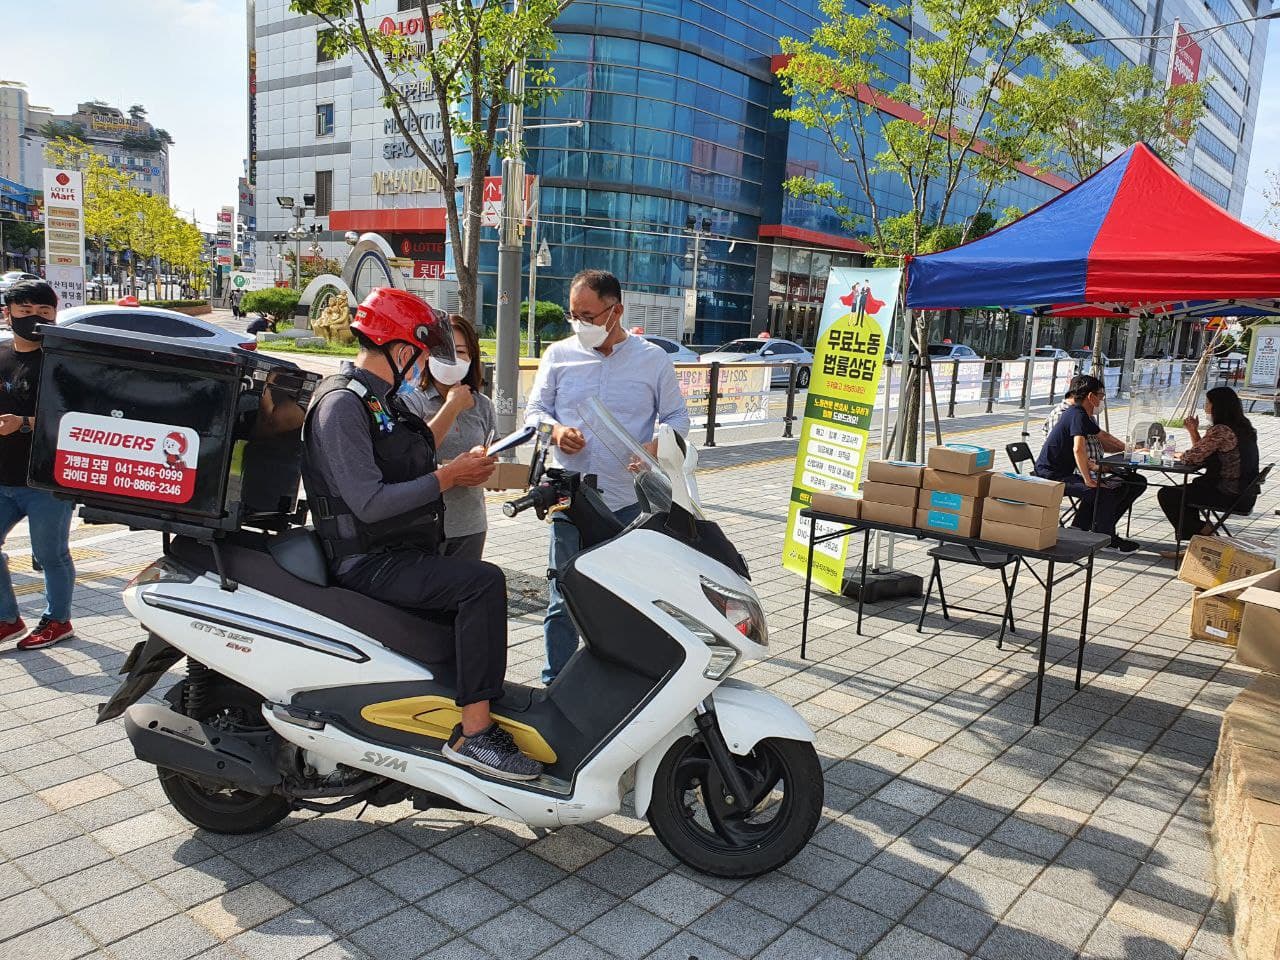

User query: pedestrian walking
[229,288,244,320]
[0,280,77,649]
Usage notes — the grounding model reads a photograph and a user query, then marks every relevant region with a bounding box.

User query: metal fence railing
[483,356,1227,449]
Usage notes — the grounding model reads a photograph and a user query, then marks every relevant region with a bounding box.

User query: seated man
[1034,375,1146,552]
[301,287,543,780]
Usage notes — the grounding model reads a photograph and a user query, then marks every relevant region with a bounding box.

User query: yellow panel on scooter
[360,696,558,764]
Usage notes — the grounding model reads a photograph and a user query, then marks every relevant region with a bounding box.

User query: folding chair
[917,545,1022,648]
[1006,442,1079,525]
[1198,463,1273,538]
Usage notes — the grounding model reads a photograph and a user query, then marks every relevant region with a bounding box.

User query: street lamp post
[276,194,317,290]
[527,220,551,357]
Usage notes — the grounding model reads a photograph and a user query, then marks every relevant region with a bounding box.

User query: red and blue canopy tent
[905,142,1280,321]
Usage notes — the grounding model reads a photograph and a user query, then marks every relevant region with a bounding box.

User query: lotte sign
[43,168,86,308]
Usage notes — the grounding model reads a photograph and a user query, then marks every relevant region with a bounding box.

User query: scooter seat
[168,535,456,669]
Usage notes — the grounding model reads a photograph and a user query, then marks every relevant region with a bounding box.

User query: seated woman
[1158,386,1260,558]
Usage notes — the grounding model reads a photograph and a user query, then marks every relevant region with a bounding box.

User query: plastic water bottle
[1162,436,1175,466]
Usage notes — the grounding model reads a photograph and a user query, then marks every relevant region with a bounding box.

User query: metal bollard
[986,361,998,413]
[784,362,798,438]
[1049,359,1059,404]
[947,361,959,418]
[705,362,721,447]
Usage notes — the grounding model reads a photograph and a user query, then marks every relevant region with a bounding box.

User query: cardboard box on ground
[1189,569,1280,661]
[1179,535,1275,591]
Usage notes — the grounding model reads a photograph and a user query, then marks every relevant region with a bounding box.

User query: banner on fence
[675,364,771,426]
[781,267,900,592]
[1247,325,1280,388]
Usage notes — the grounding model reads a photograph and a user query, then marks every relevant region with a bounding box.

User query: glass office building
[252,0,1269,347]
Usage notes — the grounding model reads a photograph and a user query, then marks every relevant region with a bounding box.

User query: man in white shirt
[525,269,691,684]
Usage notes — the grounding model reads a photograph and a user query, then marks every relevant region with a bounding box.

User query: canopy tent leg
[1022,314,1041,441]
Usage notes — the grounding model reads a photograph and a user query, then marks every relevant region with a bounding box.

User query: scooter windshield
[576,397,677,516]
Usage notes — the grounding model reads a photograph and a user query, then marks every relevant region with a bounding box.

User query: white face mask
[571,318,610,350]
[429,356,471,385]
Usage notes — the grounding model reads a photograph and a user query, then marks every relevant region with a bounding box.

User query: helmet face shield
[417,310,457,365]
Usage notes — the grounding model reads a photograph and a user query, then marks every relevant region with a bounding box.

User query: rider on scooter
[301,287,545,780]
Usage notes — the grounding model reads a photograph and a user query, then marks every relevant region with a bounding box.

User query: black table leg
[1034,559,1055,725]
[802,516,817,660]
[1076,553,1094,690]
[856,527,871,636]
[1175,473,1189,566]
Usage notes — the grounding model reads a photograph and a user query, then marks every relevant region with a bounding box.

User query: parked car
[642,334,700,364]
[700,336,813,387]
[57,304,259,352]
[0,271,41,295]
[1068,348,1117,371]
[927,342,984,362]
[1022,346,1073,362]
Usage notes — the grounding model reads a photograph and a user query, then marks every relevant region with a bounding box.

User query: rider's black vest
[301,369,445,560]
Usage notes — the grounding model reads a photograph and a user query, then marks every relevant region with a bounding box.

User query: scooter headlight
[699,576,768,648]
[653,600,740,680]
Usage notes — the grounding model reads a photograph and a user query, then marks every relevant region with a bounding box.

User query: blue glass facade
[471,0,1077,346]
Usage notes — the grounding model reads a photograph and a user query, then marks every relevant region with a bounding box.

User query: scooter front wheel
[647,735,822,878]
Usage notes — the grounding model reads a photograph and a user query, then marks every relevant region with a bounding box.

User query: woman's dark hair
[1206,386,1256,442]
[446,312,483,391]
[1068,374,1104,399]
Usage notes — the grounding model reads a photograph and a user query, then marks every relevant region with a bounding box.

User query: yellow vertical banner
[781,267,901,592]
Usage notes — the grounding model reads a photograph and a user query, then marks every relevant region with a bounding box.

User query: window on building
[1189,165,1230,208]
[314,169,333,216]
[316,103,335,137]
[316,29,335,63]
[398,0,417,9]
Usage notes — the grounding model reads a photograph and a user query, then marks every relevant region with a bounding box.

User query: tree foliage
[290,0,564,325]
[776,0,1077,255]
[243,288,303,325]
[1014,60,1204,182]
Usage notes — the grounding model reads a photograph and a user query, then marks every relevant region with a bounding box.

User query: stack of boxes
[980,473,1065,550]
[917,444,994,537]
[861,460,925,527]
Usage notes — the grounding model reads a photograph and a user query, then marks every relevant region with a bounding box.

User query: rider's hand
[439,450,496,490]
[444,384,474,412]
[552,425,586,454]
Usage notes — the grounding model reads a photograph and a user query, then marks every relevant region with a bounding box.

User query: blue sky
[6,0,1278,234]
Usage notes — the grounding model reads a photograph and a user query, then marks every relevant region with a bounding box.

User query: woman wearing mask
[1159,386,1260,558]
[401,313,497,560]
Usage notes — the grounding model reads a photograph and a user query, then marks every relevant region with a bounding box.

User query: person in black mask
[0,280,76,649]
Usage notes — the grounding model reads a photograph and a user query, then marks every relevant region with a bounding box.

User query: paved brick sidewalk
[0,410,1274,960]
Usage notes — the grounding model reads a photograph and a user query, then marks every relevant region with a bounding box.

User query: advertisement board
[42,169,85,307]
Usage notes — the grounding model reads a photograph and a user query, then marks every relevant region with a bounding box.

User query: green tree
[290,0,563,327]
[520,299,566,337]
[776,0,1076,455]
[1014,60,1205,183]
[242,288,303,328]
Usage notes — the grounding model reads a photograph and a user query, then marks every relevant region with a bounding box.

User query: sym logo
[361,750,409,773]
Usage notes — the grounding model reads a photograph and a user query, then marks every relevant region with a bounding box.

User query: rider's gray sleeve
[307,390,442,524]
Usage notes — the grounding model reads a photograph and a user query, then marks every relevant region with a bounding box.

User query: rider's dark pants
[338,549,507,706]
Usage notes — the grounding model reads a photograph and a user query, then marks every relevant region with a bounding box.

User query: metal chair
[1007,442,1079,525]
[917,545,1022,648]
[1198,463,1273,538]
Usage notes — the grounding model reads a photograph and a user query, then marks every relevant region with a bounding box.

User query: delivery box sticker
[54,412,200,505]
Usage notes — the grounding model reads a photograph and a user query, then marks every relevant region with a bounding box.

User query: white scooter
[98,408,822,877]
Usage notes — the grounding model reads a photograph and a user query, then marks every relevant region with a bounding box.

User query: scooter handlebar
[502,490,539,518]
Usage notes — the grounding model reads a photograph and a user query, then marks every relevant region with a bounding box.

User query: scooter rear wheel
[647,735,822,878]
[158,681,291,835]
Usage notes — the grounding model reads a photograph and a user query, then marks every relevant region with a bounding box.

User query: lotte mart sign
[43,168,86,308]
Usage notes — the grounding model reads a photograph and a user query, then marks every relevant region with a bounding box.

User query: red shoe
[17,617,74,649]
[0,618,26,644]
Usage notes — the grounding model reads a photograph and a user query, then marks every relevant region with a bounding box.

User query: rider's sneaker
[443,723,543,781]
[17,617,74,650]
[0,617,26,645]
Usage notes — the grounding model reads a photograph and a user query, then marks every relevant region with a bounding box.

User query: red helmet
[351,288,455,362]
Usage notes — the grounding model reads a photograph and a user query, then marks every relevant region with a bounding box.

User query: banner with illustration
[781,267,901,592]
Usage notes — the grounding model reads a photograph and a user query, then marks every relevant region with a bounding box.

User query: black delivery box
[29,315,320,535]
